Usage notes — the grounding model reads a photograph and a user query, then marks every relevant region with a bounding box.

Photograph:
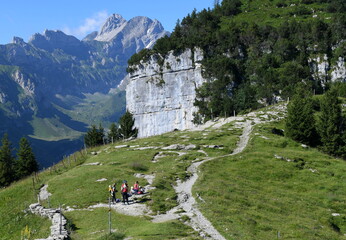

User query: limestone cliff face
[309,54,346,86]
[126,48,205,138]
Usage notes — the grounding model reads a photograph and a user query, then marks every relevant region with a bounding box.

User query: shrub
[129,162,148,172]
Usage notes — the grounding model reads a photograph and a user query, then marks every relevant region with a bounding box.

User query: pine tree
[108,122,120,143]
[16,137,38,179]
[84,124,105,147]
[0,133,15,187]
[119,111,138,139]
[316,89,345,156]
[285,86,318,146]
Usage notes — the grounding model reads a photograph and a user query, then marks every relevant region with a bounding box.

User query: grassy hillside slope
[0,104,345,239]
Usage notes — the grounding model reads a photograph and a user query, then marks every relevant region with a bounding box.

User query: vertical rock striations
[309,54,346,86]
[126,48,206,138]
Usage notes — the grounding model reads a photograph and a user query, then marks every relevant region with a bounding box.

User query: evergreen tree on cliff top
[16,137,38,179]
[0,134,15,187]
[285,85,318,146]
[119,111,138,139]
[316,89,345,157]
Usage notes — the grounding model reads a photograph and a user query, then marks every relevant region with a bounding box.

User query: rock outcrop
[126,48,206,138]
[331,57,346,82]
[309,54,346,86]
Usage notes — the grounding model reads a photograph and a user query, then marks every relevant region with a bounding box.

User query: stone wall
[29,203,68,240]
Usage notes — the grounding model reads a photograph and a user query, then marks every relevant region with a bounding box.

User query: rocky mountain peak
[94,14,127,42]
[28,29,88,58]
[12,37,25,45]
[99,14,126,35]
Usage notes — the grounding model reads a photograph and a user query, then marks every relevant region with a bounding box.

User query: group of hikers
[108,180,145,205]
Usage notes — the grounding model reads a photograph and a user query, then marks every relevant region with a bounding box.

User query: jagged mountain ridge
[0,14,169,167]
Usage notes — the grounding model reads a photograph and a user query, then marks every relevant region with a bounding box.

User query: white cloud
[63,10,109,38]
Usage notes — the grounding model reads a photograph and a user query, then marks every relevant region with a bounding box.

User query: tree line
[84,111,138,147]
[285,83,346,159]
[0,135,38,187]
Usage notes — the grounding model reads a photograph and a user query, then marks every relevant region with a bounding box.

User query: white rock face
[331,57,346,82]
[95,14,127,41]
[0,92,6,104]
[309,55,346,85]
[12,70,35,95]
[126,48,206,138]
[309,54,329,87]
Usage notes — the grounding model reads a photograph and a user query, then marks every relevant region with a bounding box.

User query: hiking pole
[108,197,112,234]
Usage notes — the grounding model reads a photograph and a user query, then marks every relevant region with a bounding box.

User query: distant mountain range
[0,14,169,167]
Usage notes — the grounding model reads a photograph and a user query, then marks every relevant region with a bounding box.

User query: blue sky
[0,0,214,44]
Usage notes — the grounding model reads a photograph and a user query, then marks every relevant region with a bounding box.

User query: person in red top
[121,180,129,205]
[133,181,139,194]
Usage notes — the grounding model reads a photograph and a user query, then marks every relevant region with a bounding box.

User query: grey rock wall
[126,48,206,138]
[309,54,346,86]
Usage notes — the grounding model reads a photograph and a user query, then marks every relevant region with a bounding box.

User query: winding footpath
[152,104,286,239]
[152,119,253,239]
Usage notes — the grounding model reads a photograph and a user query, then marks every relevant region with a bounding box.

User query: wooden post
[108,197,112,234]
[32,177,36,200]
[59,204,62,235]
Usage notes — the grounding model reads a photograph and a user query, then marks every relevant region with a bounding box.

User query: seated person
[138,186,145,194]
[132,181,140,194]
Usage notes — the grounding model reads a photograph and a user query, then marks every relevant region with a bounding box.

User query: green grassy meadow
[195,121,346,239]
[0,105,345,239]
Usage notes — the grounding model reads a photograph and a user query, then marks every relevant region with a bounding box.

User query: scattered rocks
[114,145,129,149]
[162,144,185,150]
[202,145,224,149]
[39,185,52,201]
[185,144,197,150]
[152,152,166,162]
[274,154,293,162]
[134,146,159,150]
[133,173,155,185]
[96,178,108,182]
[84,162,102,166]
